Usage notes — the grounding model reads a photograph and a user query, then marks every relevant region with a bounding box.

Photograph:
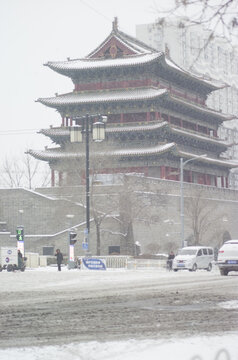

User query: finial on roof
[112,17,118,32]
[165,43,170,59]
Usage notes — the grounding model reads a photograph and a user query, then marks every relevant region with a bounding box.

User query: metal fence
[94,256,167,269]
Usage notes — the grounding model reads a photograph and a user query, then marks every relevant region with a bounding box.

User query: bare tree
[185,189,227,245]
[156,0,238,41]
[24,153,40,189]
[2,157,24,188]
[152,0,238,74]
[113,175,167,255]
[1,155,51,189]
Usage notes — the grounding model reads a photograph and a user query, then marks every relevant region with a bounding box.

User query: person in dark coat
[18,250,23,269]
[167,251,175,270]
[55,249,63,271]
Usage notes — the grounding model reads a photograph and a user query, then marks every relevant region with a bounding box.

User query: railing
[81,256,167,269]
[127,258,166,269]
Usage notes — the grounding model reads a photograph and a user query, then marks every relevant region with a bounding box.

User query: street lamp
[70,114,107,255]
[180,154,207,248]
[66,214,75,269]
[17,209,24,255]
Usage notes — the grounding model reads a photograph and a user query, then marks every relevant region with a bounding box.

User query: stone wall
[0,176,237,257]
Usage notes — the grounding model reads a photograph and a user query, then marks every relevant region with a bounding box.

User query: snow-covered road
[0,266,237,359]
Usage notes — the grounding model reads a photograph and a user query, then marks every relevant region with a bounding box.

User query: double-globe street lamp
[180,154,207,249]
[70,114,107,255]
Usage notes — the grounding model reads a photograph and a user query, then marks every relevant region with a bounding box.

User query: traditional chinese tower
[29,18,236,188]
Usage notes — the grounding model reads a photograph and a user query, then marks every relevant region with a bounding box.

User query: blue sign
[82,242,88,250]
[82,258,106,270]
[84,228,88,235]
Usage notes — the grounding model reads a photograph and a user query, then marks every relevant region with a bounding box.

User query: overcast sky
[0,0,178,163]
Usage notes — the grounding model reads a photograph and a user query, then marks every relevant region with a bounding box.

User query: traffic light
[16,227,24,241]
[69,231,77,245]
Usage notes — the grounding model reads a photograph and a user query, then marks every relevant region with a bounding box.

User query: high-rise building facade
[136,17,238,116]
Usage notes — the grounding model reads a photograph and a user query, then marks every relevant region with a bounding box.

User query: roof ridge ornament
[112,17,118,32]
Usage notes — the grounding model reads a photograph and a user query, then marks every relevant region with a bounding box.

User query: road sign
[82,242,88,250]
[82,258,106,270]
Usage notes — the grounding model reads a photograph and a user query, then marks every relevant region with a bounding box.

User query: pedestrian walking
[167,251,175,271]
[55,249,63,271]
[18,250,23,269]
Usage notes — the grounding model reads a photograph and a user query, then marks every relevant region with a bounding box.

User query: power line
[0,129,40,135]
[79,0,111,23]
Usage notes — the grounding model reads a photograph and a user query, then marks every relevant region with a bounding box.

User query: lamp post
[66,214,75,269]
[70,114,107,255]
[180,154,207,248]
[17,209,24,256]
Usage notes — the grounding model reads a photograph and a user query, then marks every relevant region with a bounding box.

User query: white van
[172,246,214,272]
[217,240,238,276]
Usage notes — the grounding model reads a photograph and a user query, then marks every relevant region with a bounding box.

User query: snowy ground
[0,266,237,360]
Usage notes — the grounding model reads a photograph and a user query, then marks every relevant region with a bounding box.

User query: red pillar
[160,166,166,179]
[120,113,124,123]
[146,112,150,122]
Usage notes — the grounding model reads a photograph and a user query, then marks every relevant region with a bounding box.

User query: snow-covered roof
[27,143,237,168]
[107,122,228,148]
[87,21,156,58]
[39,127,69,137]
[37,88,168,107]
[28,143,176,161]
[106,121,168,133]
[164,57,225,90]
[166,93,233,122]
[37,87,232,122]
[45,52,223,93]
[45,53,161,72]
[44,19,224,93]
[39,122,228,154]
[170,126,228,148]
[178,150,238,168]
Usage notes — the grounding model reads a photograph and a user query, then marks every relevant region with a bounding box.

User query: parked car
[217,240,238,276]
[172,246,214,272]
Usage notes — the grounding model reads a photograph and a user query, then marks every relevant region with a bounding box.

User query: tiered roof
[27,144,237,169]
[39,121,229,153]
[37,87,232,123]
[32,18,237,179]
[44,18,224,95]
